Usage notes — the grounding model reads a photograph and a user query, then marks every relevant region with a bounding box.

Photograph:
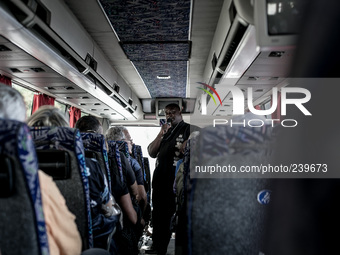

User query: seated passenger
[0,84,82,255]
[105,127,146,255]
[105,127,144,206]
[28,106,118,253]
[75,116,138,253]
[108,127,148,215]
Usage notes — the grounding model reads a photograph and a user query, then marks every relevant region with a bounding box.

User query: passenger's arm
[130,180,139,200]
[148,124,169,158]
[137,184,148,212]
[119,193,137,224]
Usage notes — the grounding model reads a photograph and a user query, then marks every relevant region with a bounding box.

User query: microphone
[166,118,172,126]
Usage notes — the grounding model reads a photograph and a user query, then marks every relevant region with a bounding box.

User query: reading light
[157,75,171,80]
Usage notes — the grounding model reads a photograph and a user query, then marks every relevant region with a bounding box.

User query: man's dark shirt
[152,120,195,198]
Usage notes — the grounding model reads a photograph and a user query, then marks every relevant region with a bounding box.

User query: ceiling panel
[133,61,187,97]
[98,0,191,98]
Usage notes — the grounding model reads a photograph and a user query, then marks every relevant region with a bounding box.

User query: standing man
[147,103,198,255]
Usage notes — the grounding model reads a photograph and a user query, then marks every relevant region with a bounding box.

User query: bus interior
[1,0,340,254]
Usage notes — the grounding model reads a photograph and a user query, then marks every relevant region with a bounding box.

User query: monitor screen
[156,99,182,117]
[266,0,304,36]
[254,0,306,51]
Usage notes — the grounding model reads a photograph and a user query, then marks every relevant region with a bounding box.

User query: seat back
[106,140,124,184]
[132,144,150,191]
[30,126,93,250]
[116,140,129,159]
[81,133,111,192]
[188,123,273,255]
[0,119,49,255]
[143,157,151,199]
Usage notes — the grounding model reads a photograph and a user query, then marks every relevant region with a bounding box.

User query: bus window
[12,83,34,118]
[54,100,68,114]
[126,126,159,179]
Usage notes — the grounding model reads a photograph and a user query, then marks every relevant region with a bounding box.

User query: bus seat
[30,126,93,250]
[132,144,150,192]
[187,123,273,255]
[132,144,138,160]
[115,140,129,159]
[143,157,151,197]
[0,119,49,255]
[81,133,111,192]
[135,145,146,179]
[106,141,124,184]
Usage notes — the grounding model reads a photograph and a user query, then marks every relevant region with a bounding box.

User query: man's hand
[161,123,170,135]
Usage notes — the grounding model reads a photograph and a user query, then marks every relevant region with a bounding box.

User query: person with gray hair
[27,105,69,127]
[106,126,145,206]
[106,126,146,255]
[105,126,126,141]
[0,84,26,122]
[0,84,83,255]
[106,126,139,200]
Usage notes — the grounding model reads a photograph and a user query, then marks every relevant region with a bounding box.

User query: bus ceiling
[0,0,296,124]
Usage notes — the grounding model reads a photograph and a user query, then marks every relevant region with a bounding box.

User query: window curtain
[69,106,81,128]
[0,75,12,86]
[32,93,55,114]
[271,91,281,122]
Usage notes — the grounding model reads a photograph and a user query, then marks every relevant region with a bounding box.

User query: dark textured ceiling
[98,0,191,98]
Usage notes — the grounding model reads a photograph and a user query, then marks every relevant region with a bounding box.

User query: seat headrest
[36,149,71,180]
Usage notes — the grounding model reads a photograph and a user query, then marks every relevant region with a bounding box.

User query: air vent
[218,22,248,72]
[9,68,22,73]
[47,87,56,90]
[269,51,284,57]
[128,98,133,106]
[30,67,45,72]
[248,76,258,80]
[0,45,11,52]
[255,89,264,92]
[79,103,86,106]
[94,103,101,106]
[65,87,75,90]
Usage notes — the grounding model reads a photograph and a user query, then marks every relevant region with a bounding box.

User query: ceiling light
[157,75,171,80]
